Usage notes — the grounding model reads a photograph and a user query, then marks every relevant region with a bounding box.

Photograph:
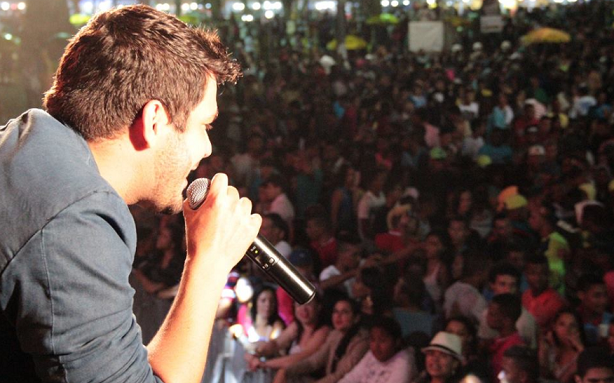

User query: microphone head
[187,178,210,209]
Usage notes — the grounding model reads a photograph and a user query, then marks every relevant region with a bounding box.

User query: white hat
[528,145,545,156]
[422,332,463,361]
[472,42,483,51]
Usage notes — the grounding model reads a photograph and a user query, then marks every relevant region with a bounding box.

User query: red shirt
[490,332,525,380]
[522,288,566,330]
[374,231,405,254]
[311,237,338,269]
[276,287,294,326]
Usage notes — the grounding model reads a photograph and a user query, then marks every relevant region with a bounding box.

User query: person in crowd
[260,213,292,258]
[443,252,489,324]
[277,248,320,325]
[231,134,266,190]
[576,273,613,346]
[357,169,388,241]
[447,216,483,257]
[528,204,570,294]
[445,316,489,382]
[319,239,362,297]
[479,262,537,348]
[329,163,360,236]
[262,174,295,229]
[413,332,465,383]
[483,292,525,378]
[234,285,285,353]
[522,254,567,331]
[274,296,369,383]
[393,270,437,338]
[422,231,454,308]
[498,346,540,383]
[246,293,330,373]
[574,347,614,383]
[351,265,394,320]
[538,308,586,383]
[306,212,339,270]
[338,316,417,383]
[375,202,414,255]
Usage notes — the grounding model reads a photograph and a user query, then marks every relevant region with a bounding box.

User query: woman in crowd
[538,308,586,383]
[421,231,453,308]
[273,296,369,383]
[445,316,489,382]
[235,285,285,353]
[245,294,330,372]
[413,332,465,383]
[338,316,417,383]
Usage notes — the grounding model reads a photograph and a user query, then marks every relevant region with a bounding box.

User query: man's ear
[574,375,582,383]
[129,100,170,150]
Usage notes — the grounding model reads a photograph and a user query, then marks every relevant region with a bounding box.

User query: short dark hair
[264,213,289,240]
[577,273,606,293]
[44,5,241,140]
[577,347,614,378]
[369,316,403,342]
[503,346,540,381]
[262,174,288,191]
[491,293,522,322]
[489,262,521,284]
[525,253,549,268]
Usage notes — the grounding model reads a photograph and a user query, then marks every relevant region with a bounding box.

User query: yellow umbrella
[366,13,400,25]
[326,35,368,51]
[69,13,91,26]
[521,27,571,44]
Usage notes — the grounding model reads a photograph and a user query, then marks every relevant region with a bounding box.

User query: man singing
[0,5,260,383]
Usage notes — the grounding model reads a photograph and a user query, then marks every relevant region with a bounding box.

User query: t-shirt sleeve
[2,192,162,382]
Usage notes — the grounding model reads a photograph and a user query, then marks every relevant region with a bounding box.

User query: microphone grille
[187,178,210,209]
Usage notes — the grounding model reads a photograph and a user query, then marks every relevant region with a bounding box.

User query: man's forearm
[146,257,228,383]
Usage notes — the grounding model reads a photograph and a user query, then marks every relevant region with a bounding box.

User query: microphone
[187,178,316,304]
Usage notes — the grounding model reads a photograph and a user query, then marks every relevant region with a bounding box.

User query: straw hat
[422,332,463,361]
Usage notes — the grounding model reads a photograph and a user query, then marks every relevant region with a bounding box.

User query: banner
[409,21,445,52]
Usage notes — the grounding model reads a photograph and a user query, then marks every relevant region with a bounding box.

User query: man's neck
[88,137,146,205]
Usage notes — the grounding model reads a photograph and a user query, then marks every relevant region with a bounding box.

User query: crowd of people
[128,1,614,382]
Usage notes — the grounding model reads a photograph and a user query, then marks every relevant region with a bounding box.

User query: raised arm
[147,174,261,383]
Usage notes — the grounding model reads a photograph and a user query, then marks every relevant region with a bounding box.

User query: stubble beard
[153,130,191,215]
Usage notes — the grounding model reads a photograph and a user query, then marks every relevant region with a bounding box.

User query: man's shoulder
[0,109,125,267]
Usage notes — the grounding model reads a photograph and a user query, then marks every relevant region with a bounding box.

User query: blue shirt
[0,110,162,382]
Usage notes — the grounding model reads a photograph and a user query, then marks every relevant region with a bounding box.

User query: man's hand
[183,173,262,271]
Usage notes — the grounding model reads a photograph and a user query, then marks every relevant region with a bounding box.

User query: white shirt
[461,136,485,159]
[357,191,386,220]
[320,265,354,297]
[268,193,295,227]
[443,281,487,324]
[338,348,416,383]
[275,240,292,259]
